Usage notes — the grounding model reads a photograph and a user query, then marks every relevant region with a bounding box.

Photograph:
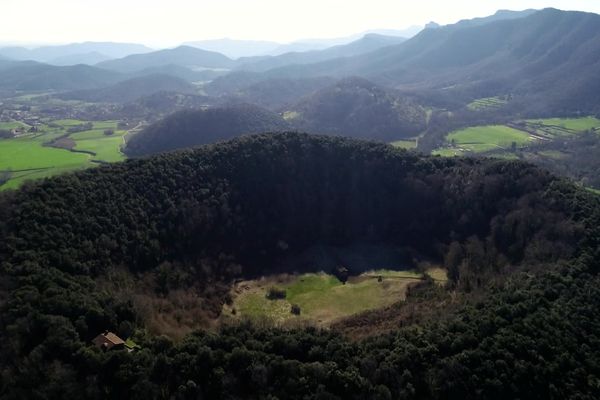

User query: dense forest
[1,133,600,398]
[288,77,427,141]
[523,131,600,189]
[124,104,289,156]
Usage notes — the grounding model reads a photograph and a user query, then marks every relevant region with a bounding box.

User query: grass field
[526,117,600,132]
[435,125,532,156]
[391,139,417,149]
[223,268,446,327]
[433,117,600,157]
[0,121,30,131]
[0,120,126,190]
[467,96,508,111]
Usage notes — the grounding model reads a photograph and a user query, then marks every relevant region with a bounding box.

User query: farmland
[222,268,447,327]
[433,117,600,157]
[467,96,509,111]
[391,138,417,149]
[0,119,127,190]
[433,125,532,156]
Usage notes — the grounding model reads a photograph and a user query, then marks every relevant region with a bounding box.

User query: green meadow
[526,117,600,132]
[391,139,417,149]
[434,117,600,157]
[223,269,446,327]
[0,120,126,190]
[467,96,508,111]
[433,125,531,156]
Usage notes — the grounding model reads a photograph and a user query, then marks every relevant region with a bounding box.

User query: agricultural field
[526,117,600,133]
[222,268,447,327]
[433,125,532,156]
[0,119,127,190]
[433,117,600,157]
[467,96,509,111]
[0,121,30,131]
[391,138,417,149]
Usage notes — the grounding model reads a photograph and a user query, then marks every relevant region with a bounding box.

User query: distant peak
[425,21,441,29]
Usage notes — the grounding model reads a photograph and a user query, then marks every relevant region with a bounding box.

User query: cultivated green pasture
[0,121,30,131]
[391,139,417,149]
[436,125,532,156]
[526,117,600,132]
[467,96,508,111]
[0,120,126,190]
[433,117,600,157]
[222,269,445,327]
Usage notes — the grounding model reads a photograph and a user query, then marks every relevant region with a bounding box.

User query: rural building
[92,331,126,351]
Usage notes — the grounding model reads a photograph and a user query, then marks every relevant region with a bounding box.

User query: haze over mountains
[0,42,153,65]
[184,26,422,58]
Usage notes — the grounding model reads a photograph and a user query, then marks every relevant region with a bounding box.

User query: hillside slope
[97,45,234,73]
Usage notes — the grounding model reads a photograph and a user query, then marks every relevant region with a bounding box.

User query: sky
[2,0,600,47]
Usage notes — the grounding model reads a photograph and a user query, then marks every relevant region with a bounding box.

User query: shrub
[266,287,286,300]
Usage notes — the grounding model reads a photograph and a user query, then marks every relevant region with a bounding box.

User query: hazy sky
[3,0,600,47]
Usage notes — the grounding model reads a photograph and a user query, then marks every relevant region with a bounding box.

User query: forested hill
[57,74,197,104]
[124,104,290,156]
[286,77,427,140]
[1,133,600,398]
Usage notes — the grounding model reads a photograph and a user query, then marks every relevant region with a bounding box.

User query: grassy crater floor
[222,268,447,327]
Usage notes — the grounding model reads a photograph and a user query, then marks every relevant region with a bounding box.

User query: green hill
[58,74,197,104]
[124,104,289,156]
[287,77,427,140]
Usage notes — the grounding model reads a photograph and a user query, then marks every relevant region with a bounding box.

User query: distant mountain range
[0,42,153,65]
[268,26,423,55]
[183,39,282,59]
[218,8,600,114]
[184,26,422,58]
[96,45,235,73]
[236,34,407,73]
